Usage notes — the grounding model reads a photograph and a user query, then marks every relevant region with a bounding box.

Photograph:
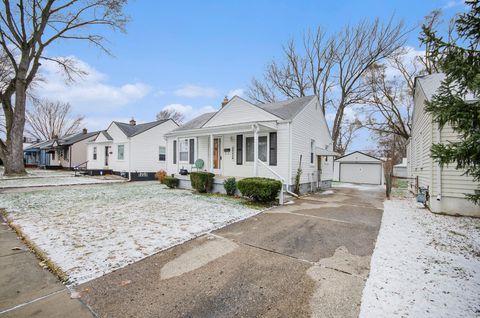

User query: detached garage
[333,151,384,185]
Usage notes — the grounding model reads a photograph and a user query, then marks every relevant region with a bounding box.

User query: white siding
[203,97,279,128]
[291,98,333,185]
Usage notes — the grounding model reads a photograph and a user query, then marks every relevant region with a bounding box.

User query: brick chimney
[221,96,229,108]
[129,117,136,126]
[82,128,88,134]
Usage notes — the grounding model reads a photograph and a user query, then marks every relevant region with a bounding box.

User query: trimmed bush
[163,176,179,188]
[190,171,215,193]
[155,170,167,184]
[237,177,282,203]
[223,177,237,196]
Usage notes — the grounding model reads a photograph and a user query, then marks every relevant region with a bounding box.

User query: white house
[393,158,407,178]
[333,151,385,185]
[407,73,480,217]
[87,118,179,180]
[164,95,337,194]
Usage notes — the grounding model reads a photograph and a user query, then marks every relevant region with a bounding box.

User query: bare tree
[156,109,185,124]
[247,18,408,154]
[0,0,128,176]
[26,98,84,140]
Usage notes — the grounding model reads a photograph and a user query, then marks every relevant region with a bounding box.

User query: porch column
[209,134,214,173]
[253,125,258,177]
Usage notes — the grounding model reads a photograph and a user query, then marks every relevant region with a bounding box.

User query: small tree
[421,0,480,204]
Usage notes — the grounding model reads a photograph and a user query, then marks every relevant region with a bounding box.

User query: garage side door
[339,163,382,185]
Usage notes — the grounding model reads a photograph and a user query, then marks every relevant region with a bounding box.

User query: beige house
[407,73,480,217]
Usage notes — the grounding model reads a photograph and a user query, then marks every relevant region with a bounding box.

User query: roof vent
[129,117,136,126]
[82,128,88,134]
[221,96,229,108]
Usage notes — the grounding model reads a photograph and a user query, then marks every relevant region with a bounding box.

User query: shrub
[223,177,237,196]
[163,176,179,188]
[190,171,215,193]
[155,170,167,184]
[237,177,282,203]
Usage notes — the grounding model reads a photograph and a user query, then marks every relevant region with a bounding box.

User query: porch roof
[166,120,278,137]
[316,147,340,157]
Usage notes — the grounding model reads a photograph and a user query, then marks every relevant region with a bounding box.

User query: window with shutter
[236,135,243,165]
[173,140,177,164]
[189,139,195,164]
[269,132,277,166]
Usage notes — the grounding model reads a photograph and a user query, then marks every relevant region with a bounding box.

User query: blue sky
[38,0,464,151]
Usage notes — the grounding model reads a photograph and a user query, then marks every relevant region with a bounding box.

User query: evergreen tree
[420,0,480,204]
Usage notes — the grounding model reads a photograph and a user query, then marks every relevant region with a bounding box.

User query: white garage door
[339,163,382,185]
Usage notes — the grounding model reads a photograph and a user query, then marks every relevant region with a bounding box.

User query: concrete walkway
[78,185,384,318]
[0,219,94,318]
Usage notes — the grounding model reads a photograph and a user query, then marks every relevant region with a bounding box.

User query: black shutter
[189,139,194,164]
[236,135,243,165]
[269,132,277,166]
[173,140,177,164]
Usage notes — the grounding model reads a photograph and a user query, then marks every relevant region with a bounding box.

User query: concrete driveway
[78,184,384,318]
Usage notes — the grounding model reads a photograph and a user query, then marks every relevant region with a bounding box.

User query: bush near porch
[237,177,282,203]
[190,172,215,193]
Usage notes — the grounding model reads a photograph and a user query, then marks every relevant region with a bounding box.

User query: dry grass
[0,209,68,283]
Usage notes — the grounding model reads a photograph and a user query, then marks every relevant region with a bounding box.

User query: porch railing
[256,159,299,205]
[73,160,88,177]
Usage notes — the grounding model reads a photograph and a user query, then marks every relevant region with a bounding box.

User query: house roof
[334,151,383,162]
[258,95,316,120]
[101,130,113,140]
[417,73,477,102]
[172,95,316,133]
[57,131,99,146]
[114,119,169,137]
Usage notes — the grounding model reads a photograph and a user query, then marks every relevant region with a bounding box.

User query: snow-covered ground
[0,167,124,188]
[0,182,261,285]
[333,182,384,192]
[360,199,480,317]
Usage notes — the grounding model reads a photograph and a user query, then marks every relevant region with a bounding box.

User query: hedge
[190,171,215,193]
[237,177,282,203]
[163,176,179,188]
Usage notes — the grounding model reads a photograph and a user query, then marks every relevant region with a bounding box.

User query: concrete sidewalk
[0,219,94,318]
[78,185,384,318]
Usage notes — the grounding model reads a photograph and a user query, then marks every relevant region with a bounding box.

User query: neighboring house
[333,151,385,185]
[165,95,337,194]
[393,158,407,178]
[86,118,179,180]
[24,129,99,169]
[407,73,480,217]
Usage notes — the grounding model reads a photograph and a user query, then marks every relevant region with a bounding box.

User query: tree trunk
[3,78,28,176]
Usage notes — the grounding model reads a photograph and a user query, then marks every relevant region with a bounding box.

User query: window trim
[117,144,125,161]
[269,132,277,166]
[244,134,269,164]
[179,139,190,163]
[158,146,166,162]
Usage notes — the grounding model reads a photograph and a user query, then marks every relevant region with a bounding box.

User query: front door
[213,138,221,174]
[105,146,109,166]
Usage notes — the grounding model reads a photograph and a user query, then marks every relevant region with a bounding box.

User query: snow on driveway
[0,182,261,285]
[360,199,480,317]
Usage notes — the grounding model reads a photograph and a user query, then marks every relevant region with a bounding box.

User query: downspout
[288,122,292,190]
[128,138,132,181]
[69,146,72,169]
[436,123,442,201]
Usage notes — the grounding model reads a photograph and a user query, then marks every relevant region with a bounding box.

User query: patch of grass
[196,192,271,209]
[0,209,69,283]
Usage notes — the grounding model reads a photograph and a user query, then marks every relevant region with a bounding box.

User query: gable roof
[57,131,99,146]
[113,119,169,137]
[172,95,317,133]
[334,151,383,162]
[416,73,477,102]
[258,95,316,120]
[100,130,113,140]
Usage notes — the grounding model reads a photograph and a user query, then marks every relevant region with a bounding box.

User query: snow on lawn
[0,182,262,285]
[333,182,384,192]
[0,175,124,188]
[0,167,75,179]
[360,199,480,317]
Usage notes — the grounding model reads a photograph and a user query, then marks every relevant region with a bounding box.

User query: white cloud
[161,103,216,121]
[443,0,465,9]
[384,46,425,80]
[174,85,218,98]
[227,88,244,98]
[154,89,166,97]
[33,56,151,113]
